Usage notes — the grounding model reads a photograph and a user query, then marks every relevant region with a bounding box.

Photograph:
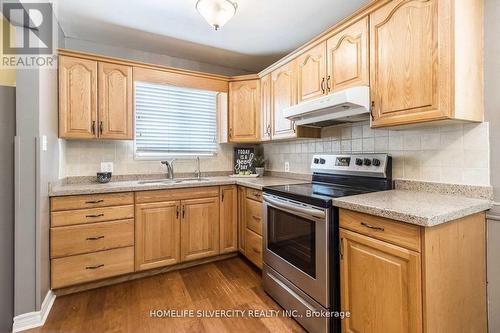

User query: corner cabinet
[228,79,260,142]
[59,55,134,140]
[370,0,483,127]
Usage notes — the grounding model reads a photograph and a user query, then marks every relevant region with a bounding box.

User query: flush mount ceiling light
[196,0,238,31]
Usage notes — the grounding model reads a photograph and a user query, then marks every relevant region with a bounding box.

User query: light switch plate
[284,161,290,172]
[100,162,113,173]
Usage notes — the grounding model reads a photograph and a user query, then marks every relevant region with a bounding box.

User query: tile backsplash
[60,141,234,178]
[263,121,490,186]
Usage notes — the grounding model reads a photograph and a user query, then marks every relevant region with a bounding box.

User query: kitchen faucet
[194,156,201,180]
[161,160,175,179]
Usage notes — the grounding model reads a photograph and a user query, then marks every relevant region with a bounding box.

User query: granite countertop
[49,176,308,197]
[333,190,492,227]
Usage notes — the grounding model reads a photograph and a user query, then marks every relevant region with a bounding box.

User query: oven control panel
[311,154,390,178]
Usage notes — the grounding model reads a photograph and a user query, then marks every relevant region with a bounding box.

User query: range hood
[284,86,370,127]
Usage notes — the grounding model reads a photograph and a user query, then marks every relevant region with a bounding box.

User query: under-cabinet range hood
[284,86,370,127]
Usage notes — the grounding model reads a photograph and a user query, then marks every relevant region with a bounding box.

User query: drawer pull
[251,215,261,221]
[361,222,385,231]
[85,264,104,270]
[86,236,105,241]
[85,199,104,204]
[86,213,104,218]
[252,247,260,254]
[253,193,261,197]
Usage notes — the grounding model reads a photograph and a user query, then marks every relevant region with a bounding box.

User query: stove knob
[355,158,363,166]
[313,158,320,164]
[363,158,372,166]
[372,158,381,166]
[319,158,326,164]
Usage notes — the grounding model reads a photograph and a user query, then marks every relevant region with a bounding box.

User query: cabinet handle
[85,199,104,204]
[340,238,344,260]
[85,213,104,218]
[85,264,104,270]
[91,121,96,135]
[176,205,180,219]
[326,75,331,92]
[251,215,261,221]
[252,247,260,254]
[221,192,224,202]
[370,101,375,121]
[361,222,385,232]
[86,236,104,241]
[99,121,103,135]
[267,124,271,135]
[182,206,185,219]
[229,128,233,138]
[321,77,326,94]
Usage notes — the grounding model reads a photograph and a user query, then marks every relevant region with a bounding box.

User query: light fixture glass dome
[196,0,237,30]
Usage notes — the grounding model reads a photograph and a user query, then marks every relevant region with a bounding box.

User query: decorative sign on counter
[233,147,255,175]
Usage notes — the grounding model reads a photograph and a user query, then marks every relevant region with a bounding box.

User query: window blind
[135,81,218,158]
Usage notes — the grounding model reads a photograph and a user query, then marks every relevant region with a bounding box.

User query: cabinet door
[237,186,246,254]
[229,79,260,142]
[327,17,369,93]
[297,42,327,102]
[59,56,97,139]
[370,0,448,127]
[181,197,220,261]
[220,185,238,253]
[135,201,181,271]
[260,74,272,141]
[340,229,422,333]
[98,62,133,139]
[271,61,297,140]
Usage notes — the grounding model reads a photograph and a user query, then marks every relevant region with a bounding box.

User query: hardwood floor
[27,257,305,333]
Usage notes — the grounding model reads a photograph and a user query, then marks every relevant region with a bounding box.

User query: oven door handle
[263,195,326,220]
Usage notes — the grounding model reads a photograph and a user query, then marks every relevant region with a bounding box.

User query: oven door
[263,194,329,307]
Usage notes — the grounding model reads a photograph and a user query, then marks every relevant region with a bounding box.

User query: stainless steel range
[262,154,392,333]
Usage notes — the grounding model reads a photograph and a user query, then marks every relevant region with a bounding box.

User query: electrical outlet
[284,161,290,172]
[100,162,114,173]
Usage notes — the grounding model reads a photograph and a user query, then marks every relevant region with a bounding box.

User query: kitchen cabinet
[326,17,369,93]
[98,62,134,139]
[260,74,272,141]
[271,61,297,140]
[340,228,422,333]
[135,201,181,271]
[59,56,97,139]
[180,197,220,262]
[339,208,487,333]
[229,79,260,142]
[237,186,246,253]
[220,185,238,254]
[297,42,327,103]
[59,55,134,140]
[237,186,264,268]
[370,0,483,127]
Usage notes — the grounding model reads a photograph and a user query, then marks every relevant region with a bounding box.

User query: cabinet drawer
[135,186,219,204]
[51,205,134,227]
[245,229,263,269]
[51,192,134,211]
[51,246,134,289]
[246,188,262,202]
[340,209,421,252]
[51,219,134,258]
[245,198,263,236]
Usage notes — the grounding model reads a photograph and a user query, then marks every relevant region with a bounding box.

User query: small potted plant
[252,147,266,177]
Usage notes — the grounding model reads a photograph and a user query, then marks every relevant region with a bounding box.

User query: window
[135,81,218,158]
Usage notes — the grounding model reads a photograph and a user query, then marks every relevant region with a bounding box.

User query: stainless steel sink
[137,178,211,185]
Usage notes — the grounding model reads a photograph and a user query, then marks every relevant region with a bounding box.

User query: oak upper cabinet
[229,79,260,142]
[98,62,134,140]
[340,228,422,333]
[59,55,134,140]
[59,56,98,139]
[327,17,369,93]
[180,197,220,262]
[260,74,272,141]
[271,61,297,140]
[219,185,238,254]
[135,201,181,271]
[370,0,483,127]
[297,42,327,103]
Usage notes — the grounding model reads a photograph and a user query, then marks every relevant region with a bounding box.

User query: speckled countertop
[49,176,308,197]
[333,190,492,227]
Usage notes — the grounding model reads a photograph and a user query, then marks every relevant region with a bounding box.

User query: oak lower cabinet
[220,185,238,253]
[135,201,181,271]
[228,78,261,142]
[181,197,220,261]
[237,186,263,269]
[339,208,487,333]
[370,0,483,127]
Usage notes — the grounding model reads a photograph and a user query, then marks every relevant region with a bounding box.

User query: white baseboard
[12,290,56,332]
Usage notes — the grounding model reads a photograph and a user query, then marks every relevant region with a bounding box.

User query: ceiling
[55,0,371,73]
